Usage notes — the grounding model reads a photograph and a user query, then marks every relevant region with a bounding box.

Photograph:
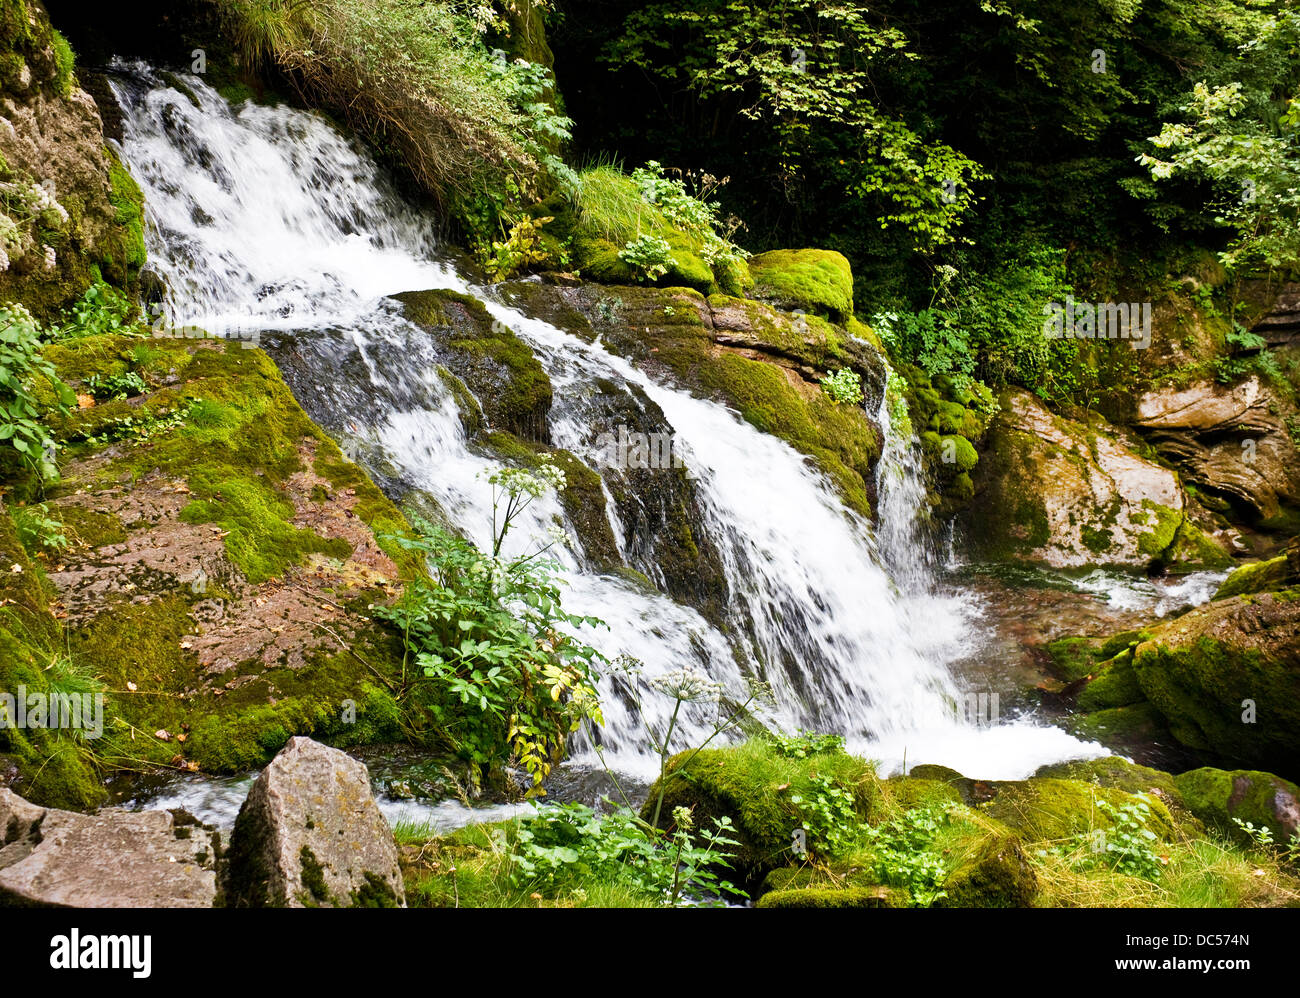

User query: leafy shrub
[769,730,845,759]
[0,302,72,479]
[1057,796,1165,881]
[54,282,135,340]
[510,801,745,906]
[85,371,147,401]
[375,460,604,792]
[618,233,673,282]
[862,805,954,907]
[818,368,864,406]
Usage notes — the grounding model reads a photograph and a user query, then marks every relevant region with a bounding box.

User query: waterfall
[109,65,1102,780]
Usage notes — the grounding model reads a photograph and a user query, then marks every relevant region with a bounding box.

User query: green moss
[299,844,330,904]
[757,885,906,908]
[936,830,1038,908]
[885,775,963,811]
[1130,618,1300,770]
[1213,555,1289,600]
[395,289,552,439]
[1066,701,1172,749]
[1135,501,1182,560]
[746,249,854,322]
[1076,649,1145,711]
[179,478,352,584]
[1034,756,1182,802]
[100,146,146,285]
[1045,636,1104,682]
[1173,767,1300,844]
[641,739,881,884]
[53,505,128,549]
[939,433,979,473]
[979,778,1175,842]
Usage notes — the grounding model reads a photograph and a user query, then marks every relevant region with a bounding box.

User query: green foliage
[54,281,136,340]
[861,805,953,907]
[789,773,858,856]
[818,368,863,406]
[873,245,1081,403]
[214,0,574,245]
[618,233,673,282]
[375,461,604,792]
[0,302,71,479]
[11,501,66,552]
[509,801,746,906]
[1138,12,1300,271]
[482,214,558,282]
[84,370,146,401]
[768,730,845,759]
[1058,796,1165,881]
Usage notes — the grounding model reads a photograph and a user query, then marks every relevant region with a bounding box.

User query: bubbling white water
[110,65,1106,782]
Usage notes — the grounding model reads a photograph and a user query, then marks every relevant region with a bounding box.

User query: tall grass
[213,0,546,207]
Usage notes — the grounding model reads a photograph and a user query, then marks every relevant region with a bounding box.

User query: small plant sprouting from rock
[819,368,864,406]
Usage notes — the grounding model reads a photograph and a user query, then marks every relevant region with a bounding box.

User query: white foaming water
[111,67,1105,784]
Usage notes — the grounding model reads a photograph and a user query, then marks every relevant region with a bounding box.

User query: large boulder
[221,737,404,908]
[0,788,219,907]
[967,389,1231,570]
[1173,767,1300,845]
[1126,589,1300,775]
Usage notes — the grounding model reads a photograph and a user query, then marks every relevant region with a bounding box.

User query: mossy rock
[1173,767,1300,845]
[640,739,881,885]
[1076,649,1145,711]
[1045,636,1105,682]
[935,829,1038,908]
[580,285,880,516]
[1065,701,1173,751]
[1127,590,1300,772]
[394,289,553,441]
[886,775,964,811]
[1213,555,1292,600]
[756,884,907,908]
[1033,756,1181,801]
[978,778,1175,842]
[746,249,854,322]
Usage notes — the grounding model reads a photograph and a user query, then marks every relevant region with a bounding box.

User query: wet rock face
[966,389,1232,570]
[0,789,219,907]
[220,737,404,908]
[1251,282,1300,348]
[1133,376,1300,524]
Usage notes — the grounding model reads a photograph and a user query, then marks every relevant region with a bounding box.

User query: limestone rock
[0,789,219,907]
[221,737,404,908]
[1133,377,1300,522]
[966,389,1230,569]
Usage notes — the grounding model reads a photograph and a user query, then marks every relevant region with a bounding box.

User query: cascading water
[110,64,1104,788]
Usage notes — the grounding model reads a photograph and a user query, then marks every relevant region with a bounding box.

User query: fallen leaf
[75,393,94,409]
[126,681,138,692]
[155,729,171,741]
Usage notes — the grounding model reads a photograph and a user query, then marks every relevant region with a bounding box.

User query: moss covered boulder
[966,388,1232,570]
[1213,539,1298,600]
[746,249,854,323]
[561,283,882,516]
[977,777,1175,842]
[641,739,881,885]
[1123,589,1300,774]
[1173,767,1300,845]
[0,0,146,315]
